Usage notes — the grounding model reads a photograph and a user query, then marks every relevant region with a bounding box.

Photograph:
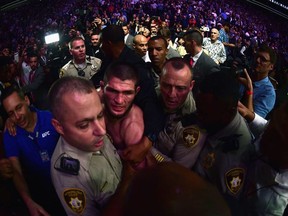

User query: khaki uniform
[152,90,198,164]
[59,56,101,79]
[194,112,254,215]
[51,136,122,216]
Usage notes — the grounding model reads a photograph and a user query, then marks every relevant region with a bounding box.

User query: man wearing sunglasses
[60,36,102,79]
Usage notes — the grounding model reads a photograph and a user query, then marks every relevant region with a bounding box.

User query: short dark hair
[199,70,239,109]
[1,85,25,105]
[158,27,171,39]
[148,35,168,49]
[48,76,95,120]
[258,44,277,65]
[101,24,124,43]
[104,61,139,86]
[27,52,38,60]
[69,36,85,49]
[184,29,203,46]
[91,29,101,36]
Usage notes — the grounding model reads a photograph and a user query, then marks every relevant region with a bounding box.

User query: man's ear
[24,95,30,106]
[269,63,274,71]
[135,86,141,95]
[51,118,64,135]
[189,80,195,91]
[100,81,105,90]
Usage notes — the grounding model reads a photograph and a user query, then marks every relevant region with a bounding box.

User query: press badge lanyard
[27,129,50,162]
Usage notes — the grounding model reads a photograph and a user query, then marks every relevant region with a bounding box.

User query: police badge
[182,126,200,148]
[225,168,245,195]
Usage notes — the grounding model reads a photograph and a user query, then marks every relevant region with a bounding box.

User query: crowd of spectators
[0,0,287,58]
[0,0,287,92]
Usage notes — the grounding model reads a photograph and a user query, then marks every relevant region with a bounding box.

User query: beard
[103,99,133,120]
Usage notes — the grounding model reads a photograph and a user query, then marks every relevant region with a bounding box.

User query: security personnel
[192,71,254,215]
[49,76,122,215]
[59,36,101,79]
[151,120,207,168]
[51,136,122,215]
[150,58,197,163]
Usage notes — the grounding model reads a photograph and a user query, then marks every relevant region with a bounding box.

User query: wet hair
[184,29,203,46]
[104,61,139,86]
[101,24,125,43]
[48,76,95,120]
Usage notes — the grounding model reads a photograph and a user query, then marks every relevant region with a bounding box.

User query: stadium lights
[44,33,60,44]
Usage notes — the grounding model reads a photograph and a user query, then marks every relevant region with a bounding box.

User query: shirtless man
[100,62,146,168]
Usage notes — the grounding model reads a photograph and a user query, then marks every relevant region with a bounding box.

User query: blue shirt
[4,108,59,180]
[240,76,276,118]
[253,77,276,118]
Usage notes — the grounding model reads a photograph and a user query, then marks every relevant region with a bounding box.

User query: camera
[231,57,249,76]
[60,157,80,175]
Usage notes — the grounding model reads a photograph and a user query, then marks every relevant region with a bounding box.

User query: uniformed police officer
[49,77,122,215]
[150,57,197,163]
[59,36,102,79]
[192,71,254,215]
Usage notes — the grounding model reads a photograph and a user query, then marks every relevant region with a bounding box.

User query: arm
[238,101,268,140]
[0,158,13,180]
[238,69,254,112]
[121,106,144,146]
[218,44,227,64]
[9,157,50,216]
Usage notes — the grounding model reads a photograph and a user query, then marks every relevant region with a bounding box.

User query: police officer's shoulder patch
[182,126,200,148]
[225,168,245,195]
[63,188,86,214]
[59,68,65,78]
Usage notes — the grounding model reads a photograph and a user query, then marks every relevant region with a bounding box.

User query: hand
[94,18,102,25]
[237,101,255,122]
[237,68,253,91]
[27,199,50,216]
[0,159,13,179]
[121,136,152,164]
[4,118,16,136]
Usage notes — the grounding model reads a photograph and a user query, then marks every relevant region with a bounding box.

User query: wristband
[246,90,253,95]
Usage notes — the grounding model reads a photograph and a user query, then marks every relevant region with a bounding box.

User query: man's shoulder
[120,105,144,128]
[60,60,74,71]
[37,109,53,123]
[87,56,102,65]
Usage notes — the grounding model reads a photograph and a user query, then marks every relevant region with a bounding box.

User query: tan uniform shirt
[51,136,122,216]
[59,56,101,79]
